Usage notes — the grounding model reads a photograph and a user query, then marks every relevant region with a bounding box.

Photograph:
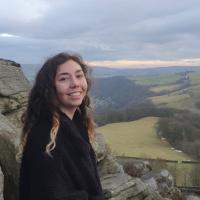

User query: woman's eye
[59,77,69,81]
[77,74,84,78]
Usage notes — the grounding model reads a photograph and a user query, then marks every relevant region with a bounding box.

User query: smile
[68,92,81,96]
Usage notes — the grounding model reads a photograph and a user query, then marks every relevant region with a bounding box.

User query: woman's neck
[59,107,77,120]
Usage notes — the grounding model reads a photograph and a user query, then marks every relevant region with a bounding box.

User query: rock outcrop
[186,195,200,200]
[94,133,168,199]
[0,166,4,200]
[0,58,194,200]
[0,59,30,128]
[0,59,30,200]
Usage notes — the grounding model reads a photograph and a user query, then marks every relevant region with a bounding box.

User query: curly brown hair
[18,52,95,158]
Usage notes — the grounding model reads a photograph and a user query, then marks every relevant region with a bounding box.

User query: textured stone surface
[117,157,152,177]
[98,154,124,177]
[0,59,29,114]
[0,166,4,200]
[102,173,137,199]
[144,169,173,193]
[95,134,166,199]
[0,59,29,96]
[0,113,20,200]
[92,132,108,162]
[143,192,164,200]
[186,195,200,200]
[141,169,178,199]
[0,59,29,200]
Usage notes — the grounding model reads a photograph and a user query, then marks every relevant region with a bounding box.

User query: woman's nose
[70,77,79,87]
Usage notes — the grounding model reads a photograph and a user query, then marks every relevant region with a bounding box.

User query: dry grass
[128,74,181,86]
[150,83,181,93]
[96,117,191,161]
[149,93,190,106]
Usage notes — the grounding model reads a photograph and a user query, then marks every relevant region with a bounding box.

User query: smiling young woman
[18,52,105,200]
[54,60,88,119]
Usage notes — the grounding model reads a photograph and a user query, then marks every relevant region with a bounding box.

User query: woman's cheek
[83,79,88,91]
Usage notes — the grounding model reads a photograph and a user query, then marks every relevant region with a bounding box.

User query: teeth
[69,92,81,96]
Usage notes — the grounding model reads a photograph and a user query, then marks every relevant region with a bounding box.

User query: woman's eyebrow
[57,72,70,77]
[75,69,84,73]
[57,69,83,77]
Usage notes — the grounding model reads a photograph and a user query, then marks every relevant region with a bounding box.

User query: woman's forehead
[56,60,83,75]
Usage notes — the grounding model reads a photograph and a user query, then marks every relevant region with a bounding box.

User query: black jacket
[19,111,105,200]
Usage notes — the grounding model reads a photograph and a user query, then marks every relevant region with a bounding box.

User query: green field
[128,74,181,86]
[128,71,200,113]
[189,72,200,85]
[97,71,200,186]
[149,93,190,106]
[150,83,181,93]
[96,117,192,161]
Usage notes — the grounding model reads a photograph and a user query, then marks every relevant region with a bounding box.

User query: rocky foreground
[0,58,199,200]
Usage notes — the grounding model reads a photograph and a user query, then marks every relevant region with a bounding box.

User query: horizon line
[21,58,200,69]
[88,58,200,69]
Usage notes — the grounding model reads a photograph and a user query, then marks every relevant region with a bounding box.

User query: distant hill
[21,64,40,83]
[21,64,200,113]
[92,66,200,77]
[135,71,200,113]
[90,76,153,112]
[21,64,200,81]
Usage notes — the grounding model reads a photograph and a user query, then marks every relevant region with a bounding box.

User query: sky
[0,0,200,68]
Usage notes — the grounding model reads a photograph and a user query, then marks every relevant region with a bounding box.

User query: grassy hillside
[149,93,190,107]
[92,71,200,114]
[128,74,181,86]
[149,86,200,113]
[129,71,200,113]
[150,83,182,93]
[96,117,192,161]
[91,76,152,112]
[189,72,200,85]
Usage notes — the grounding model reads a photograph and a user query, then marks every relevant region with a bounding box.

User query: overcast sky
[0,0,200,68]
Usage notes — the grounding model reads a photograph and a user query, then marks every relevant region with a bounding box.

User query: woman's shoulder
[25,120,52,153]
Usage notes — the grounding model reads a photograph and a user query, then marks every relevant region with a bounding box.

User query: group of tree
[94,101,176,126]
[156,111,200,160]
[92,75,200,160]
[95,101,200,160]
[91,76,153,111]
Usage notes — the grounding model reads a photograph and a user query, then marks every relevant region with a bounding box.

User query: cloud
[0,33,19,37]
[89,58,200,69]
[0,0,49,22]
[0,0,200,66]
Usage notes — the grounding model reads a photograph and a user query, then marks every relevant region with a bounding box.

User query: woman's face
[54,59,88,113]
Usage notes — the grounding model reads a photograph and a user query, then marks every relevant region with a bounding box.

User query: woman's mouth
[68,92,81,96]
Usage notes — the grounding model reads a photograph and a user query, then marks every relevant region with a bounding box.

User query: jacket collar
[59,110,91,157]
